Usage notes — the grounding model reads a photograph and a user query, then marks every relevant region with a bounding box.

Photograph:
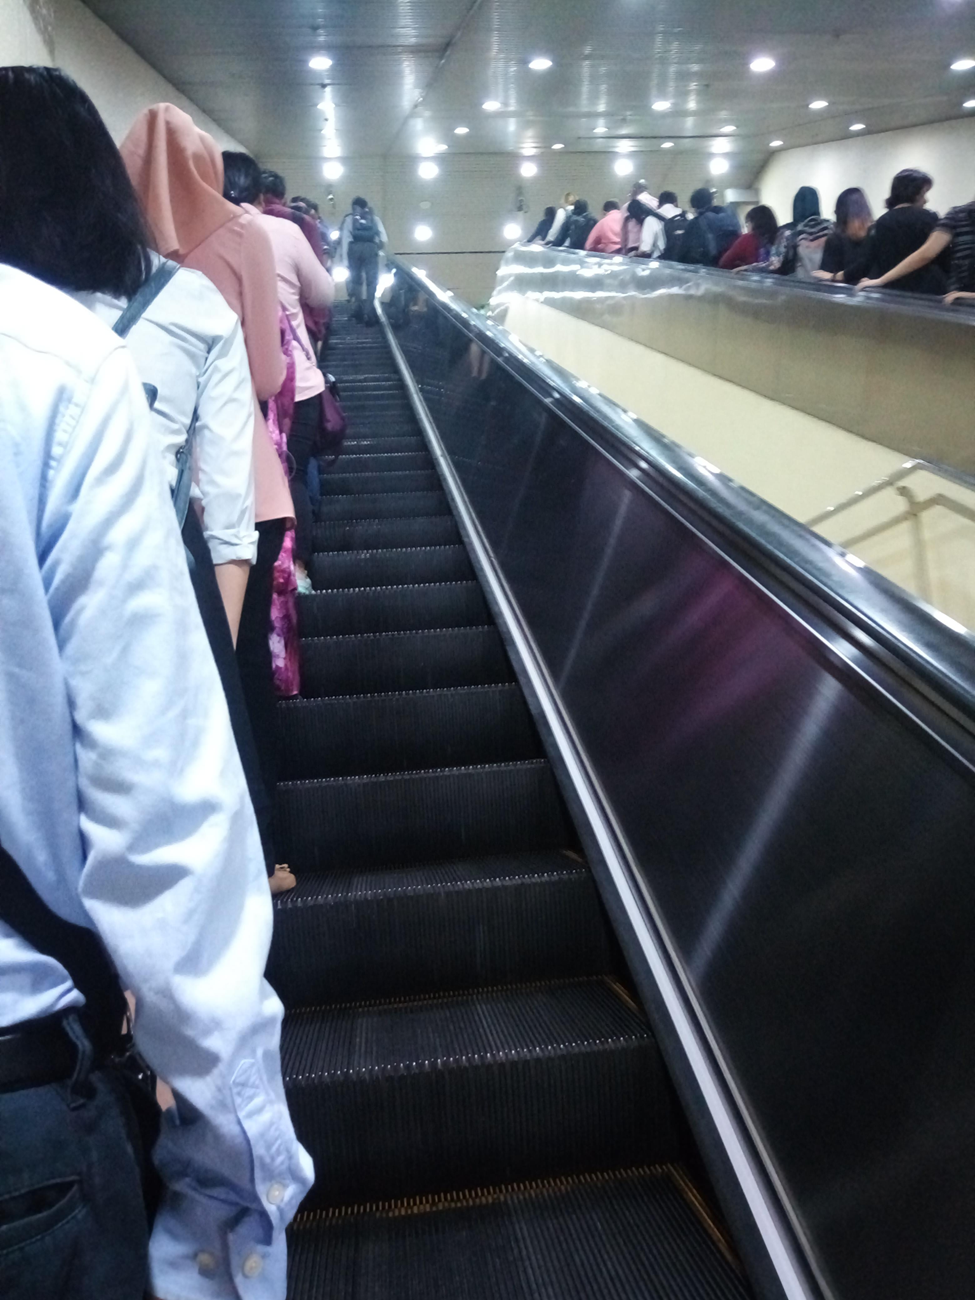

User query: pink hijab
[120,104,237,259]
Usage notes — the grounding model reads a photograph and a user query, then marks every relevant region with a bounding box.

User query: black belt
[0,1015,78,1092]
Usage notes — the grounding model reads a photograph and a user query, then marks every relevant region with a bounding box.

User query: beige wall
[0,0,245,148]
[757,117,975,225]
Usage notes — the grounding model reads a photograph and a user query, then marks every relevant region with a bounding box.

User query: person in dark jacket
[676,187,741,266]
[553,199,598,250]
[527,206,557,244]
[851,169,950,295]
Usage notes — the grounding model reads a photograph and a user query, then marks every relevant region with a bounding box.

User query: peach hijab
[120,104,237,259]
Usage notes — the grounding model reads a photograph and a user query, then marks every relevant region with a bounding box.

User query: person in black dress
[850,169,948,294]
[817,187,873,282]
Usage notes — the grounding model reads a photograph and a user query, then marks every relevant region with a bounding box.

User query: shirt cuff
[148,1191,286,1300]
[205,528,260,566]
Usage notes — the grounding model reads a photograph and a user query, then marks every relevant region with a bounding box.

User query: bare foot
[270,864,297,895]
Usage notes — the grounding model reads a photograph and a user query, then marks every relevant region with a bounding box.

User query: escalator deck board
[288,1165,750,1300]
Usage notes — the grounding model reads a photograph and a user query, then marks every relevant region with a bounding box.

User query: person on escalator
[552,199,598,250]
[545,192,576,245]
[585,201,624,254]
[677,188,741,266]
[338,196,388,323]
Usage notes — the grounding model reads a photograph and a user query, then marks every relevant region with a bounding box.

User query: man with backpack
[677,187,741,266]
[338,196,388,323]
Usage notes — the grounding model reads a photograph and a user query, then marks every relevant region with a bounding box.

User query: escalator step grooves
[287,1167,749,1300]
[323,470,442,495]
[299,582,490,637]
[310,545,474,591]
[268,853,615,1007]
[299,626,515,696]
[276,760,571,870]
[282,978,677,1205]
[312,515,461,553]
[334,452,433,472]
[317,490,451,520]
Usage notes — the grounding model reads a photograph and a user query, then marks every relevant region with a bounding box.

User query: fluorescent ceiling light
[709,157,730,175]
[711,138,731,153]
[750,56,775,72]
[503,222,523,240]
[520,162,538,177]
[770,139,784,147]
[454,126,469,134]
[593,126,608,134]
[809,100,828,110]
[719,125,737,133]
[660,141,674,148]
[482,100,502,111]
[652,100,671,111]
[551,142,565,149]
[849,122,866,131]
[951,57,975,71]
[323,161,343,180]
[414,224,432,241]
[418,161,440,179]
[614,158,634,176]
[309,56,332,70]
[529,57,552,71]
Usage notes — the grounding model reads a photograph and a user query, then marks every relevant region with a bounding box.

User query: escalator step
[318,491,450,520]
[299,582,489,637]
[312,515,461,553]
[334,452,433,473]
[268,851,614,1008]
[300,627,514,697]
[276,760,571,870]
[323,470,442,495]
[277,683,541,779]
[282,978,677,1206]
[287,1166,750,1300]
[310,545,474,590]
[341,435,427,454]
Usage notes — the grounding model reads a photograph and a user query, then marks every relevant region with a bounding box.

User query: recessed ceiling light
[965,99,975,109]
[711,138,731,153]
[418,161,440,178]
[614,158,634,176]
[528,57,553,71]
[419,138,439,156]
[482,100,502,111]
[414,224,433,242]
[323,142,341,157]
[719,125,737,133]
[323,161,343,180]
[951,57,975,71]
[710,157,730,175]
[652,100,671,111]
[849,122,866,131]
[770,139,784,147]
[809,100,829,110]
[435,143,448,152]
[309,55,332,71]
[660,141,674,148]
[750,56,776,72]
[454,126,469,134]
[551,142,565,149]
[503,222,523,241]
[520,162,538,177]
[593,126,608,134]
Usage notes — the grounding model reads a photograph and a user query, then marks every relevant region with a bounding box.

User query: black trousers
[348,241,380,316]
[0,1018,148,1300]
[182,508,275,873]
[236,518,286,842]
[288,398,321,566]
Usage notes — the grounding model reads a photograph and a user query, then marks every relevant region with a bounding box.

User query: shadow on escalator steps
[268,302,752,1299]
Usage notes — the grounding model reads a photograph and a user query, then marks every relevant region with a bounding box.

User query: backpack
[709,206,742,259]
[351,207,380,243]
[662,211,690,260]
[566,212,598,249]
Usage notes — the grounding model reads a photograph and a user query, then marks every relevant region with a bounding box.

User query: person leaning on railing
[857,184,975,306]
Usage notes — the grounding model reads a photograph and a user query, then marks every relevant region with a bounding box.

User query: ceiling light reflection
[418,161,439,179]
[482,100,502,111]
[414,224,432,241]
[528,57,553,71]
[520,162,538,177]
[809,100,829,110]
[951,57,975,71]
[323,161,343,180]
[710,157,730,175]
[750,56,776,72]
[309,55,332,71]
[652,101,671,111]
[661,141,674,148]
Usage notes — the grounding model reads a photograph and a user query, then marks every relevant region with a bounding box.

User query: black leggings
[288,397,321,566]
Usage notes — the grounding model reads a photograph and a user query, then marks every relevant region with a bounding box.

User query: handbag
[286,318,347,459]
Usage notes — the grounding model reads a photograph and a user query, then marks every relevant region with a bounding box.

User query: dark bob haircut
[223,151,263,206]
[260,169,287,200]
[745,204,779,245]
[835,187,873,237]
[603,200,621,212]
[658,191,679,208]
[886,168,933,209]
[690,186,713,212]
[0,65,151,299]
[572,198,589,215]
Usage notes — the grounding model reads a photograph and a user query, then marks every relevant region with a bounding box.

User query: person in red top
[718,204,780,271]
[585,201,624,254]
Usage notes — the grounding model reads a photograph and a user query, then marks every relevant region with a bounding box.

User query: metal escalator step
[300,627,514,697]
[299,582,489,637]
[277,683,541,779]
[287,1166,750,1300]
[323,470,441,495]
[332,452,433,473]
[317,490,450,520]
[268,852,614,1008]
[312,515,461,553]
[282,978,677,1207]
[276,760,571,870]
[340,435,427,454]
[310,545,474,590]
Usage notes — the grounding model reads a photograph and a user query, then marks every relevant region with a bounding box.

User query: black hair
[690,186,713,212]
[792,186,821,224]
[834,187,873,237]
[292,194,319,214]
[222,151,263,206]
[260,169,287,200]
[603,200,621,212]
[745,204,779,245]
[658,190,678,207]
[0,65,151,298]
[352,196,368,209]
[886,168,932,209]
[572,198,589,215]
[543,205,556,220]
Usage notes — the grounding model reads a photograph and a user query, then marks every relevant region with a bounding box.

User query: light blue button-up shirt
[0,265,312,1300]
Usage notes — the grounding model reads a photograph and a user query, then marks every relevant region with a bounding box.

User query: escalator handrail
[388,257,975,735]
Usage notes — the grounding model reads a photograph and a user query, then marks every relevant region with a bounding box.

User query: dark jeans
[182,507,275,872]
[348,240,380,317]
[237,518,286,855]
[288,398,321,566]
[0,1018,149,1300]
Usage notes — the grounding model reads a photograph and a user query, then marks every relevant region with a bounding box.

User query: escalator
[270,306,749,1298]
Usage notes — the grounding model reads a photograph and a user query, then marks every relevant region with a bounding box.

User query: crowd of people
[527,169,975,306]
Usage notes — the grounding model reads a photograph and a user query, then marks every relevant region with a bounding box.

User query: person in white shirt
[545,192,577,246]
[0,259,313,1300]
[639,191,685,259]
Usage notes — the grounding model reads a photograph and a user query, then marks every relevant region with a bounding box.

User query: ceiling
[87,0,975,194]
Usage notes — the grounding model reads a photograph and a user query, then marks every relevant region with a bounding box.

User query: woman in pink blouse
[121,104,296,894]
